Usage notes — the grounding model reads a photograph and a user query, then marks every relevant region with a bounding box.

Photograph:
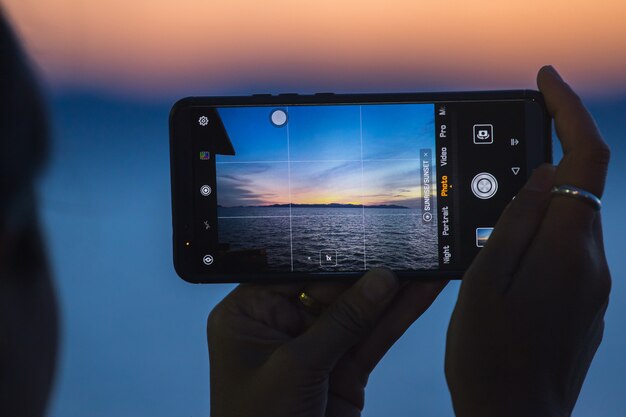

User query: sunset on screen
[215,104,435,208]
[4,0,626,97]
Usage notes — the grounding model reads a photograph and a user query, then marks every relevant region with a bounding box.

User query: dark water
[218,206,438,271]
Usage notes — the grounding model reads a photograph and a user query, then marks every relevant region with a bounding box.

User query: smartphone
[169,91,551,283]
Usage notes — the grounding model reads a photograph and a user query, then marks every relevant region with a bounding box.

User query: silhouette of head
[0,10,58,417]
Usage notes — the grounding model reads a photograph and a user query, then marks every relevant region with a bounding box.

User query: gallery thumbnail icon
[475,227,494,247]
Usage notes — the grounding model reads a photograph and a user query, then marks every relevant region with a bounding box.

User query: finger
[277,268,399,370]
[537,65,610,198]
[225,284,312,337]
[352,279,448,373]
[326,389,362,417]
[240,282,351,331]
[566,315,605,409]
[304,282,352,305]
[326,358,367,415]
[466,164,556,291]
[296,283,352,318]
[263,281,351,301]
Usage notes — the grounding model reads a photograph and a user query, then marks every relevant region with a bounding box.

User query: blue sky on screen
[361,104,434,159]
[216,107,288,162]
[215,103,435,207]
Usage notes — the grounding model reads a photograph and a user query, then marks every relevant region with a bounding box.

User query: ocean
[218,206,439,271]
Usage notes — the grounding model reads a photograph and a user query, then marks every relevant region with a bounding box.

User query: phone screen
[171,93,550,281]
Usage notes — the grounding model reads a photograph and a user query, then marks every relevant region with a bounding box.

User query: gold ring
[298,291,323,315]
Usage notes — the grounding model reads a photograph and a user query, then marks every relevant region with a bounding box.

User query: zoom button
[471,173,498,199]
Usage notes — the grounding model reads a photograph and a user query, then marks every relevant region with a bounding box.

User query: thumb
[279,268,399,371]
[466,163,556,290]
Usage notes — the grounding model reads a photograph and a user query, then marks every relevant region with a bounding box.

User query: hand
[207,269,447,417]
[445,66,611,417]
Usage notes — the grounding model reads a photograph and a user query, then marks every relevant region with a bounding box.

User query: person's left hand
[207,269,447,417]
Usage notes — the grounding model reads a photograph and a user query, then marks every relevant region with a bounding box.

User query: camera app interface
[210,104,438,272]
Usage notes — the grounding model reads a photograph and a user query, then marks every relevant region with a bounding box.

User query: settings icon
[198,116,209,127]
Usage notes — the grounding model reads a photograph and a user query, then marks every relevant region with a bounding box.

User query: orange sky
[3,0,626,97]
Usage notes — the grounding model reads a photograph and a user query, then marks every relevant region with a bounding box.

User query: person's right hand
[445,66,611,417]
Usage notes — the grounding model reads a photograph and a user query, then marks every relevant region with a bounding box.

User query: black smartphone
[169,91,551,283]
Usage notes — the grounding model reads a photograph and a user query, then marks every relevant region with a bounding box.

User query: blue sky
[216,103,435,207]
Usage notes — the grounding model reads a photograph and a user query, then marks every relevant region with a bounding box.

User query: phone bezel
[169,90,551,284]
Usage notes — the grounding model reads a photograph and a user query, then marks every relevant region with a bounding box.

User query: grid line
[359,105,367,270]
[286,108,294,272]
[218,213,429,219]
[216,158,422,164]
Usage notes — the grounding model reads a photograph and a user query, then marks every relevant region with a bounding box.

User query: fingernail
[525,164,555,192]
[361,268,398,302]
[544,65,562,80]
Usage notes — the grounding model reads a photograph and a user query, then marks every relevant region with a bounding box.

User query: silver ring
[551,185,602,211]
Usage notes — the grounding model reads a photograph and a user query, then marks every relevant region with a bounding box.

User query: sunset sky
[216,104,434,207]
[3,3,626,417]
[3,0,626,98]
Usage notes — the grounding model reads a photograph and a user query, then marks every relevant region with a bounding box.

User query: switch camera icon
[473,124,494,144]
